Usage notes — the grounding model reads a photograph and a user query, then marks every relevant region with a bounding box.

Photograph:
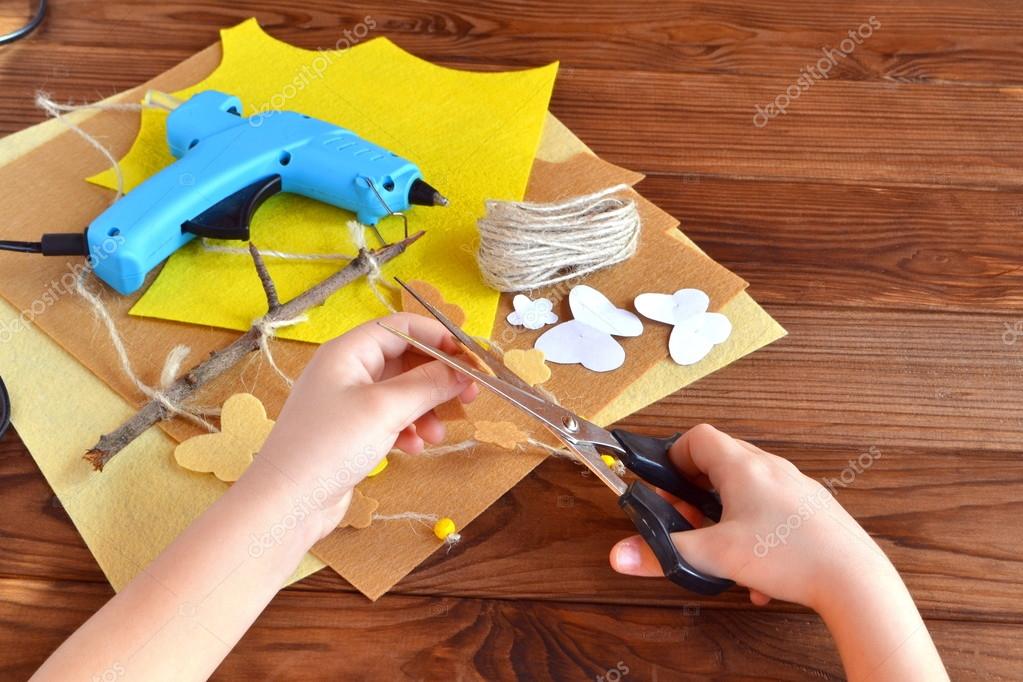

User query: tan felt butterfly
[174,393,275,482]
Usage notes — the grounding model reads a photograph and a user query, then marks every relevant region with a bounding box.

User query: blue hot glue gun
[0,90,448,294]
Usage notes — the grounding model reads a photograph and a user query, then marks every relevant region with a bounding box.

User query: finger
[394,425,424,454]
[736,439,770,457]
[650,490,704,528]
[609,524,734,579]
[670,424,748,489]
[319,312,460,382]
[750,589,772,606]
[380,342,435,382]
[374,359,473,431]
[459,381,480,404]
[413,411,446,445]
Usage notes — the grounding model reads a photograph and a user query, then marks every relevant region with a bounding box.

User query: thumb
[373,359,472,431]
[610,523,735,580]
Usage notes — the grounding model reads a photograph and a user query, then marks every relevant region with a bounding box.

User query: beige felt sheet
[0,40,785,599]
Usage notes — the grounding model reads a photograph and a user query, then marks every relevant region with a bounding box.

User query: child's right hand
[609,424,897,612]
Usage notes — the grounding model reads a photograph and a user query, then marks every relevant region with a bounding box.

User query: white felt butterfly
[506,294,558,330]
[535,285,643,372]
[634,288,732,366]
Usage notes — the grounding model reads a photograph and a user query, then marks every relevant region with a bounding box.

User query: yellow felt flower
[502,348,551,386]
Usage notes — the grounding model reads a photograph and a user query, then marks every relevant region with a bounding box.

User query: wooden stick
[84,231,424,470]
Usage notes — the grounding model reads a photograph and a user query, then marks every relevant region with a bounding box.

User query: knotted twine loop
[252,315,309,387]
[244,220,404,388]
[476,183,641,292]
[346,220,397,311]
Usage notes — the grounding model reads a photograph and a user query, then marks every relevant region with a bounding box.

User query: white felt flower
[634,289,732,366]
[535,285,642,372]
[506,294,558,330]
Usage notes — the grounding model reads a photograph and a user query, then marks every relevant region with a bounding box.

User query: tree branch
[249,243,281,310]
[84,231,424,470]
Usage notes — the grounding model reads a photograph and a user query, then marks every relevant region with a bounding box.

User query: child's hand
[608,424,895,612]
[251,313,477,542]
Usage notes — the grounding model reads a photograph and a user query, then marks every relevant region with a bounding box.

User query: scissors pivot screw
[562,415,579,432]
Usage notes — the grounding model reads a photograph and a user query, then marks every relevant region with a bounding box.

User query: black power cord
[0,0,47,46]
[0,0,49,437]
[0,233,88,255]
[0,376,10,440]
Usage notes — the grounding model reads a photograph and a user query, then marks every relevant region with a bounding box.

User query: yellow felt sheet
[91,19,558,343]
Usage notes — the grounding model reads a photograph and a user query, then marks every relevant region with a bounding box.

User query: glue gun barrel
[408,178,448,207]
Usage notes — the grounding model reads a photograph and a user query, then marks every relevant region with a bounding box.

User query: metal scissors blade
[393,277,534,393]
[379,322,628,496]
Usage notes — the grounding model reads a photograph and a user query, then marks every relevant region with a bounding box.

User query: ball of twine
[476,183,641,292]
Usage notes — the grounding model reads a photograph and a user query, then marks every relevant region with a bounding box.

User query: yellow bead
[433,517,457,541]
[367,457,388,477]
[600,454,617,469]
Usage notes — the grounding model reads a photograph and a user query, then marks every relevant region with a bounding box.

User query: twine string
[346,220,396,311]
[371,511,461,546]
[73,270,215,430]
[35,91,152,202]
[253,315,309,387]
[476,184,641,292]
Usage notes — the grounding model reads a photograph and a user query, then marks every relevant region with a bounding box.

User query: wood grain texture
[1,0,1022,679]
[5,50,1023,189]
[6,1,1023,85]
[3,577,1022,681]
[4,430,1022,622]
[649,174,1023,314]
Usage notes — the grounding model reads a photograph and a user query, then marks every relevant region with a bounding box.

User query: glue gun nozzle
[408,178,449,207]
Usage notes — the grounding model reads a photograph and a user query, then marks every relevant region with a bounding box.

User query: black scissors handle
[0,376,10,440]
[610,429,723,522]
[619,481,734,595]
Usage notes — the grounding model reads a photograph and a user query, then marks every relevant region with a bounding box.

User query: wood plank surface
[4,430,1022,622]
[6,1,1023,84]
[5,52,1023,189]
[1,1,1021,680]
[3,577,1022,681]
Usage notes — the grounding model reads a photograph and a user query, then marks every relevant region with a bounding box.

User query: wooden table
[1,2,1021,679]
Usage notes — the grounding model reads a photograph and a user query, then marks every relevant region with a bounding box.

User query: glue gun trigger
[181,175,283,241]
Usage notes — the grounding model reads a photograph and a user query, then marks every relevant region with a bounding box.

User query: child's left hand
[250,312,477,542]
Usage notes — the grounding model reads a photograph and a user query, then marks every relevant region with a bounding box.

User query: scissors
[383,279,734,596]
